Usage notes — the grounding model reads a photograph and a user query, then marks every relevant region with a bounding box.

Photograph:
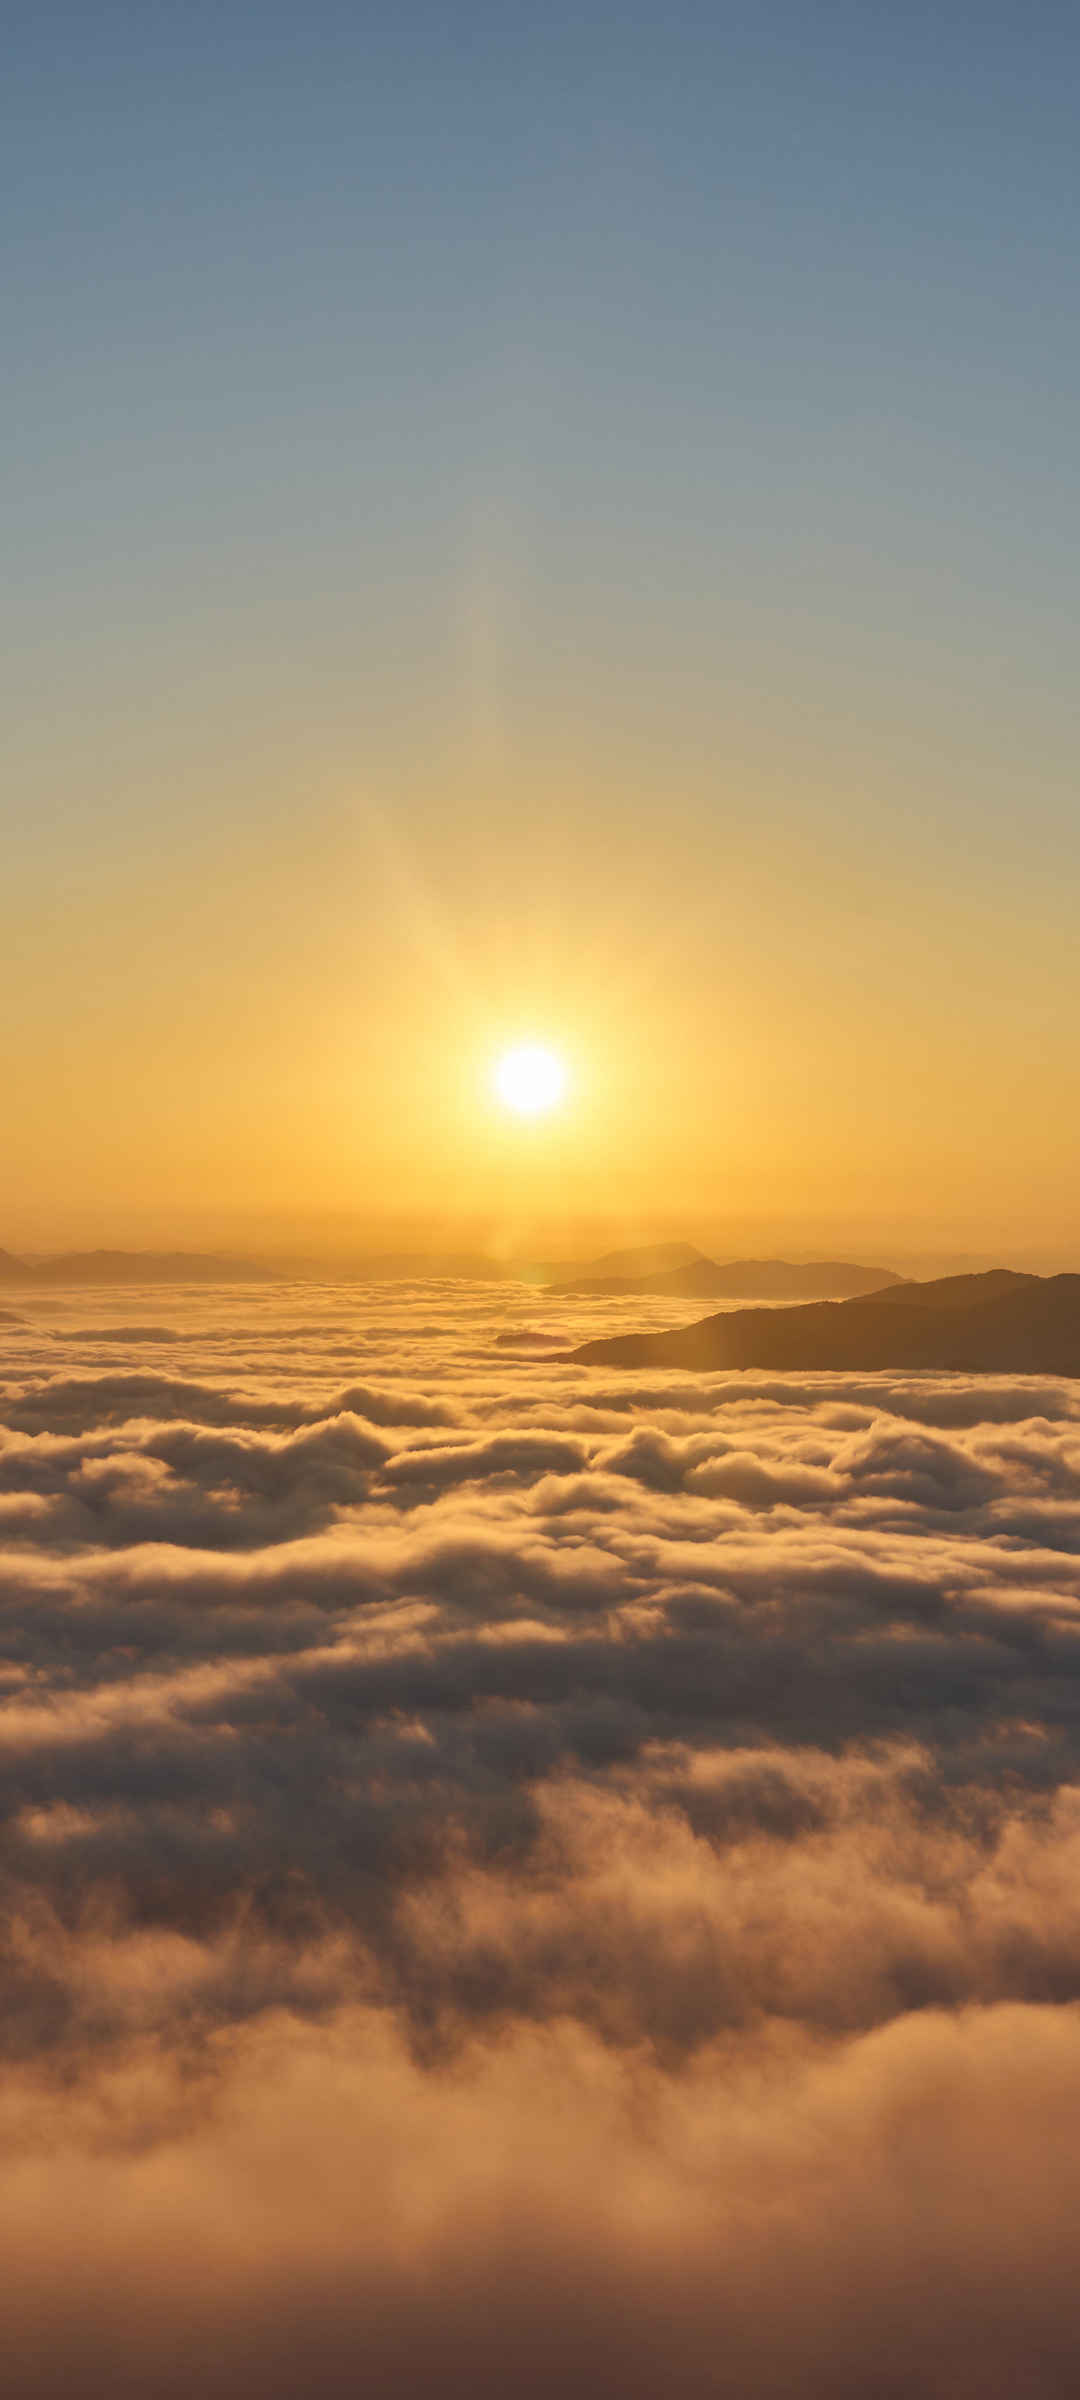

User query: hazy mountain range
[0,1238,900,1295]
[572,1270,1080,1376]
[551,1245,902,1300]
[0,1248,278,1286]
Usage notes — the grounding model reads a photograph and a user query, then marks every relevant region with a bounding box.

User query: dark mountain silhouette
[553,1255,901,1301]
[857,1269,1027,1311]
[571,1271,1080,1376]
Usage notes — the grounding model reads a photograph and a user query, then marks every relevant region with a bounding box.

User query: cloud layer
[3,1281,1080,2395]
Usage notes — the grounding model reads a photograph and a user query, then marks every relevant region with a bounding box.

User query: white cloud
[2,1282,1080,2394]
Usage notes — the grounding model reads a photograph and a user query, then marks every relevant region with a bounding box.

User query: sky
[5,3,1080,1256]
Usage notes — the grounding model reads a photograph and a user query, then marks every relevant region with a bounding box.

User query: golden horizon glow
[493,1043,568,1117]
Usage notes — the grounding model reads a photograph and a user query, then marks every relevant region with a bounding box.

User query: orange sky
[5,720,1077,1261]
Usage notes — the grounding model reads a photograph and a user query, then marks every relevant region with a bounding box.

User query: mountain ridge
[570,1271,1080,1376]
[0,1240,901,1293]
[552,1255,902,1300]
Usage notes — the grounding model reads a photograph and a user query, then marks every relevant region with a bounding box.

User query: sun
[493,1042,567,1116]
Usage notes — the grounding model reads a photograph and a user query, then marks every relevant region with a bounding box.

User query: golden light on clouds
[493,1042,568,1117]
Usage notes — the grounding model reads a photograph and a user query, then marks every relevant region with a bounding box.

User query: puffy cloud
[4,2001,1080,2399]
[2,1281,1080,2393]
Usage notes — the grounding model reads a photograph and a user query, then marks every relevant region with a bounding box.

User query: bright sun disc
[494,1043,567,1116]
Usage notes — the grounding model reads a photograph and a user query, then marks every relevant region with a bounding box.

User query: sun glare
[494,1043,567,1116]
